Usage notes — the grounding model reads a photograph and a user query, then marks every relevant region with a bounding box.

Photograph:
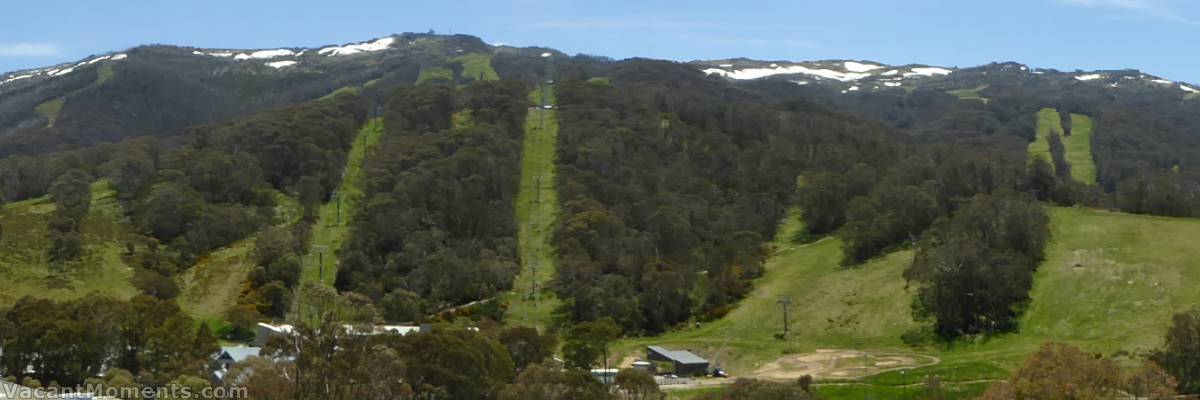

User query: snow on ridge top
[265,60,298,69]
[1,53,128,85]
[49,67,75,77]
[1183,85,1199,94]
[193,50,234,58]
[317,37,395,56]
[1075,73,1104,81]
[233,49,295,60]
[881,70,899,76]
[904,67,953,78]
[0,74,34,85]
[844,61,882,73]
[82,55,111,66]
[703,64,872,82]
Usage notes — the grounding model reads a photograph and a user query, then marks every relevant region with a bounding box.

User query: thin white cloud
[0,43,60,57]
[1059,0,1199,24]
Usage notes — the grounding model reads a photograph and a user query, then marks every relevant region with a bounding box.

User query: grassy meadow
[1027,107,1061,167]
[505,85,563,330]
[618,206,1200,399]
[453,53,499,82]
[1064,114,1096,184]
[0,181,138,306]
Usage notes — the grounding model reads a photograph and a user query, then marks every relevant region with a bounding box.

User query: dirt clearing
[754,349,937,380]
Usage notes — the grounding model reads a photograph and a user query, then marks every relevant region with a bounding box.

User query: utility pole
[777,295,792,337]
[332,191,341,224]
[534,176,542,204]
[529,222,538,300]
[314,245,329,283]
[540,52,552,130]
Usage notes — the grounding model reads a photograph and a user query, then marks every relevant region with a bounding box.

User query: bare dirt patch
[754,349,937,381]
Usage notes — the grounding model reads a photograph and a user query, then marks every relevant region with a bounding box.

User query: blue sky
[2,0,1198,83]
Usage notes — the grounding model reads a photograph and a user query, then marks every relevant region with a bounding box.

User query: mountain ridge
[4,32,1196,92]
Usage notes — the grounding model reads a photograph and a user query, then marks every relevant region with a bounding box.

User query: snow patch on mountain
[844,61,882,73]
[265,60,298,69]
[1075,74,1104,81]
[233,49,295,60]
[1182,85,1199,94]
[904,67,953,78]
[0,74,33,85]
[82,56,111,65]
[0,53,129,85]
[703,65,872,82]
[317,37,395,56]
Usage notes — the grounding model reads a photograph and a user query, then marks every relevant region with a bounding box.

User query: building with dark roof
[646,346,709,376]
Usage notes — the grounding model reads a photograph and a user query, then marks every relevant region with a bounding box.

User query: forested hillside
[335,80,529,321]
[6,31,1200,400]
[550,60,904,333]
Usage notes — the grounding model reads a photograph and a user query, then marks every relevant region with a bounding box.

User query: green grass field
[35,98,64,128]
[615,209,919,373]
[177,237,255,322]
[529,83,557,106]
[1028,108,1097,185]
[619,206,1200,398]
[1027,108,1061,168]
[295,119,383,289]
[504,85,563,330]
[947,85,989,103]
[0,181,137,307]
[417,66,453,84]
[97,63,115,84]
[453,53,499,82]
[1064,114,1096,184]
[178,191,301,322]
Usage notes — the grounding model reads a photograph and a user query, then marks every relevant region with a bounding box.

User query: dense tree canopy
[337,81,528,319]
[904,193,1049,337]
[0,295,218,388]
[551,60,904,333]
